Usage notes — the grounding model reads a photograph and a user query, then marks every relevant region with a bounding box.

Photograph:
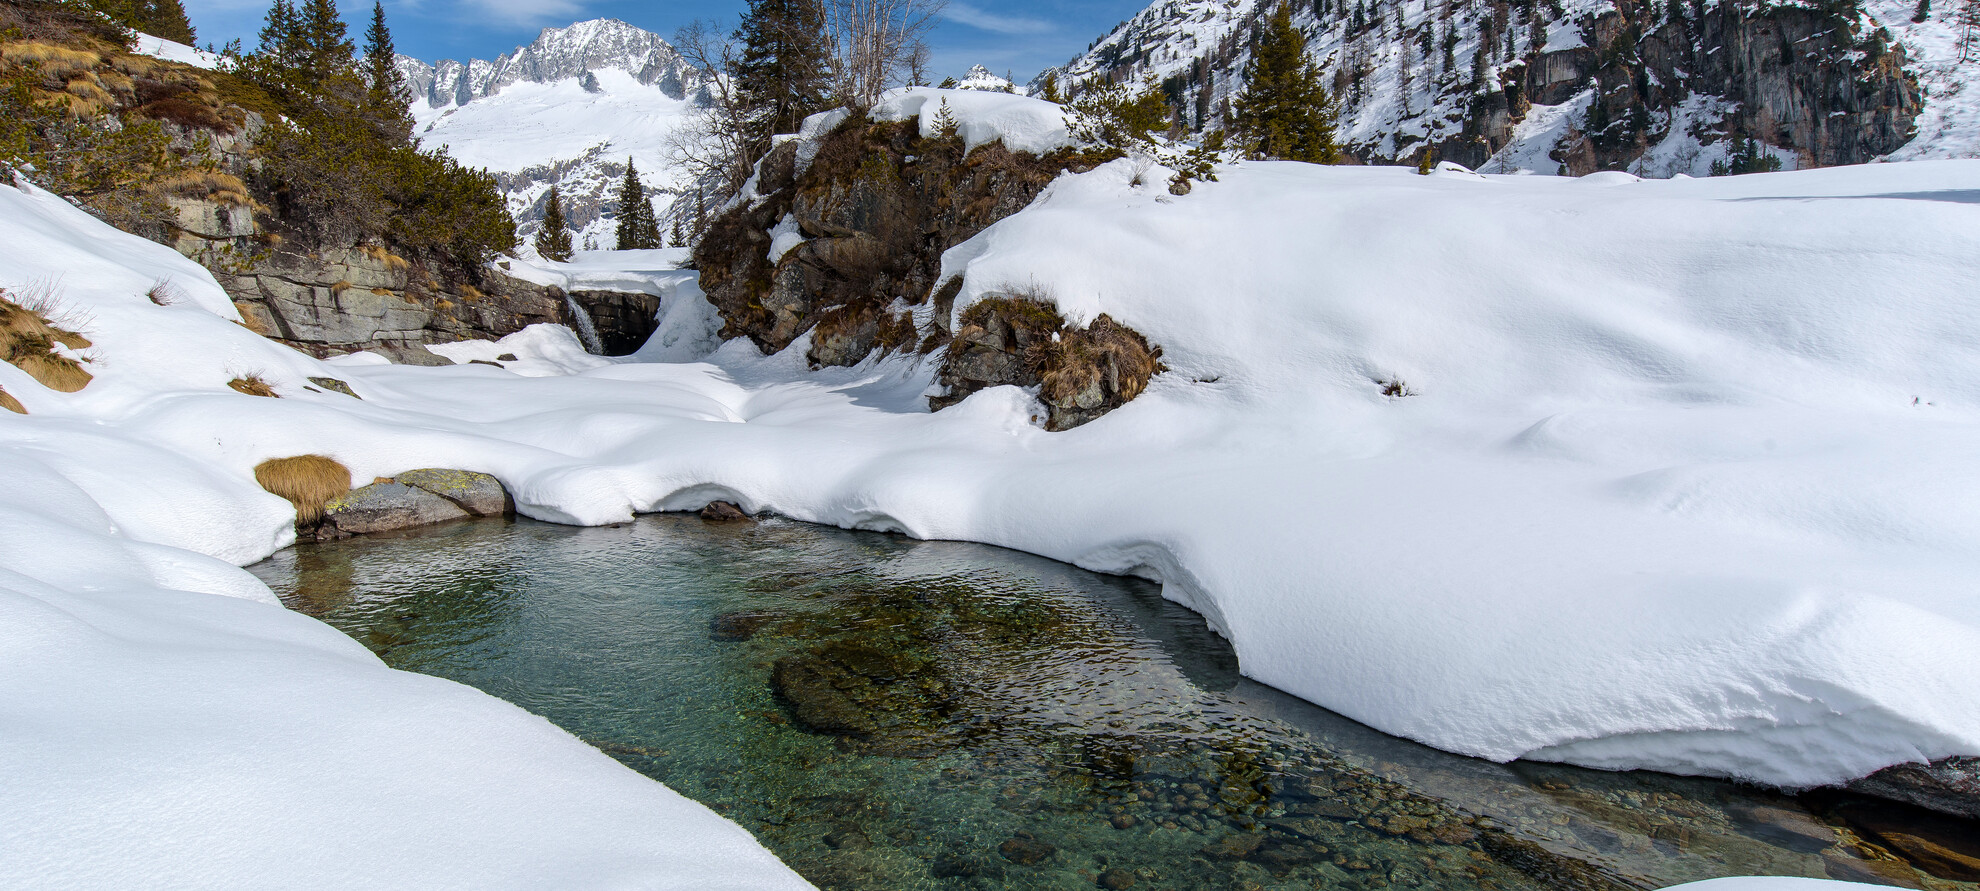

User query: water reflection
[250,515,1979,891]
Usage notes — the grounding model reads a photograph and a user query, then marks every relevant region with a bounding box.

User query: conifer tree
[361,2,413,143]
[733,0,832,141]
[1914,0,1931,20]
[297,0,355,85]
[614,160,662,249]
[534,186,574,261]
[1232,3,1339,163]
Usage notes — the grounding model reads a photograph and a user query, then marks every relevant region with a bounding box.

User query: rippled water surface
[251,516,1980,891]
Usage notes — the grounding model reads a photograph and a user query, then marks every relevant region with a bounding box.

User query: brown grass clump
[360,244,410,270]
[146,280,181,306]
[153,169,256,207]
[227,374,278,397]
[1030,313,1164,407]
[253,455,351,524]
[0,385,25,414]
[1,291,93,393]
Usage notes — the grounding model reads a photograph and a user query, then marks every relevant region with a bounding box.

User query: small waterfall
[562,291,606,355]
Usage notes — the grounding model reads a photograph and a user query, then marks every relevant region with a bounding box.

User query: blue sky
[181,0,1141,83]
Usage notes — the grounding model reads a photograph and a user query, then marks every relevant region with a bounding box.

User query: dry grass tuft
[329,280,354,294]
[1,289,93,393]
[0,41,102,78]
[153,168,256,207]
[0,385,24,414]
[146,280,181,306]
[227,373,278,397]
[1030,313,1164,408]
[253,455,351,524]
[360,244,411,270]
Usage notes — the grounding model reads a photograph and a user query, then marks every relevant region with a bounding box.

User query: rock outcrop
[693,114,1163,427]
[695,115,1115,364]
[934,296,1163,431]
[1043,0,1920,176]
[1847,757,1980,821]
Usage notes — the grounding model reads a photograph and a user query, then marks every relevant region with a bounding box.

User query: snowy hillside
[0,175,808,888]
[399,19,708,252]
[1044,0,1978,175]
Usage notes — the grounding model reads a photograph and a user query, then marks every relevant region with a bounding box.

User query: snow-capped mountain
[1041,0,1976,176]
[952,64,1019,92]
[398,19,710,253]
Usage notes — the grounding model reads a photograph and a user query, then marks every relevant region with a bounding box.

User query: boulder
[1847,757,1980,821]
[396,468,513,517]
[320,482,468,535]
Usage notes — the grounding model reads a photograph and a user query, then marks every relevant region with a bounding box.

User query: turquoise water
[250,515,1979,890]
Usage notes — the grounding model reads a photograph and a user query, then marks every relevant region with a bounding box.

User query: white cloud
[944,3,1053,35]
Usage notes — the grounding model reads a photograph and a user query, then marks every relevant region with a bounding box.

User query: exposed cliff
[1044,0,1927,176]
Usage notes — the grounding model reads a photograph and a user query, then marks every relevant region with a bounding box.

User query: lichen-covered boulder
[396,468,512,517]
[320,482,469,535]
[1847,757,1980,820]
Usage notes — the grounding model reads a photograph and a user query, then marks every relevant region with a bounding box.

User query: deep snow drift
[6,149,1980,882]
[0,178,811,890]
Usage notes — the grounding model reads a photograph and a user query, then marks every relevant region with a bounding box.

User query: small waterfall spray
[562,292,606,355]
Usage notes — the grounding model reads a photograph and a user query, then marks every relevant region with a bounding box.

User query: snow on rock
[954,64,1019,92]
[872,86,1074,154]
[0,178,811,889]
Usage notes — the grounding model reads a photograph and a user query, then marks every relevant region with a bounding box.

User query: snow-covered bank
[0,179,812,889]
[7,150,1980,881]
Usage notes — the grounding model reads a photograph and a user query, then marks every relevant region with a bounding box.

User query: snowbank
[131,32,220,69]
[871,86,1073,154]
[9,151,1980,888]
[0,178,812,889]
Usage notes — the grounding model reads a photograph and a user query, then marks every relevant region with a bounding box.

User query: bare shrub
[146,280,181,306]
[253,455,351,524]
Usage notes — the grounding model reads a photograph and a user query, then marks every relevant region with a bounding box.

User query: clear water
[251,515,1980,891]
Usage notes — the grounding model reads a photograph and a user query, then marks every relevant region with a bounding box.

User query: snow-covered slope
[0,176,810,889]
[1044,0,1973,174]
[400,19,708,252]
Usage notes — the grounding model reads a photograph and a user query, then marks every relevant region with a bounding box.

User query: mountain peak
[400,18,702,110]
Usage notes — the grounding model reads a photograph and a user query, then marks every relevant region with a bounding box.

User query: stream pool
[249,514,1980,891]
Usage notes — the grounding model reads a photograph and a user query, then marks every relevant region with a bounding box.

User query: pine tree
[361,3,412,143]
[534,186,575,261]
[1913,0,1931,20]
[614,159,662,250]
[1232,3,1339,163]
[297,0,355,85]
[733,0,832,141]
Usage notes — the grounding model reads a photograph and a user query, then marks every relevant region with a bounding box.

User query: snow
[130,32,219,69]
[1665,881,1889,891]
[10,145,1980,881]
[955,64,1019,92]
[0,177,811,890]
[872,86,1075,154]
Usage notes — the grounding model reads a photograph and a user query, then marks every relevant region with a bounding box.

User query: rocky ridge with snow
[397,19,709,251]
[1042,0,1967,176]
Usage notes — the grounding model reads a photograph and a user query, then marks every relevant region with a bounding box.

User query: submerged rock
[996,835,1056,865]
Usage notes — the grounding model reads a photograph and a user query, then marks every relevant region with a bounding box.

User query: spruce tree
[1232,3,1339,163]
[1914,0,1931,20]
[733,0,831,142]
[297,0,355,85]
[614,160,662,249]
[361,2,413,143]
[534,186,575,261]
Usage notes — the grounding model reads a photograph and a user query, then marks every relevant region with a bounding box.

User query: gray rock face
[395,469,513,517]
[320,483,470,535]
[1847,757,1980,820]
